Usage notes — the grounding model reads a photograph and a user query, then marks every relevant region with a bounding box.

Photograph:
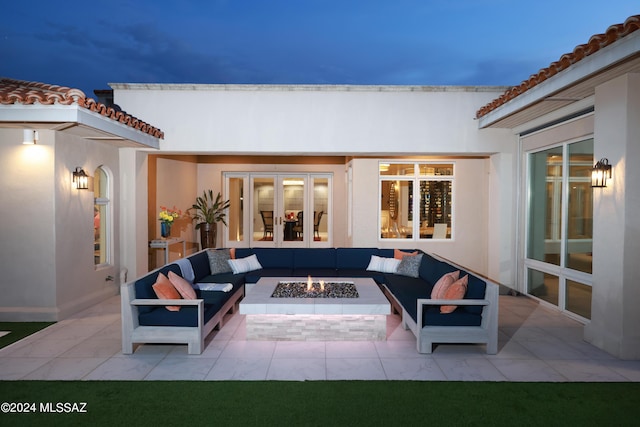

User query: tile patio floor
[1,294,639,381]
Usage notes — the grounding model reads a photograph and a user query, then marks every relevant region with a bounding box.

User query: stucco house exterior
[0,15,638,359]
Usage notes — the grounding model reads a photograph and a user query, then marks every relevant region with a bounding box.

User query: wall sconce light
[23,129,39,145]
[73,167,89,190]
[591,158,612,188]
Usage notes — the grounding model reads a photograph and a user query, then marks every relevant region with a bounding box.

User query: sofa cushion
[293,248,336,270]
[138,303,220,327]
[189,251,212,282]
[422,307,482,327]
[196,282,243,306]
[336,269,386,283]
[440,275,468,314]
[196,271,246,287]
[383,275,432,322]
[434,259,459,281]
[244,268,293,283]
[396,253,423,278]
[135,264,182,314]
[245,248,294,269]
[418,253,440,284]
[336,248,380,270]
[207,248,233,275]
[292,268,338,277]
[378,249,394,258]
[152,273,182,311]
[168,271,197,300]
[462,274,487,315]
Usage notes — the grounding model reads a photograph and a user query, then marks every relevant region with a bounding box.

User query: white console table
[149,238,186,264]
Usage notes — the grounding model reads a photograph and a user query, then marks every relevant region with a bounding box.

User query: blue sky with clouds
[1,1,637,97]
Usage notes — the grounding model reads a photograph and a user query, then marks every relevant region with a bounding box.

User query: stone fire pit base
[245,314,387,341]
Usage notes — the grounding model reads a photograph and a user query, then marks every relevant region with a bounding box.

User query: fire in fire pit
[271,276,359,298]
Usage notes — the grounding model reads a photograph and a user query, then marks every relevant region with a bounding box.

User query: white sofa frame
[387,255,499,355]
[121,280,243,355]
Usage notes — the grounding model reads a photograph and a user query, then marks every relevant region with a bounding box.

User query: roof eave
[478,28,640,129]
[0,103,160,149]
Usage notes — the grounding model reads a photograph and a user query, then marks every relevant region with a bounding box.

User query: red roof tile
[476,15,640,119]
[0,77,164,138]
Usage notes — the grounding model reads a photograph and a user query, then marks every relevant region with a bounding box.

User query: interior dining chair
[260,211,274,238]
[433,223,448,239]
[314,211,324,238]
[293,211,303,239]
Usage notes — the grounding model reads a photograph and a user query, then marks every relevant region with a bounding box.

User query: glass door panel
[312,177,329,242]
[566,279,592,319]
[226,177,244,244]
[252,177,275,245]
[527,146,563,265]
[418,180,452,239]
[527,268,559,306]
[380,179,412,239]
[282,176,306,245]
[566,139,593,274]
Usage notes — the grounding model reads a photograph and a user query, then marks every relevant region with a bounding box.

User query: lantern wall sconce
[591,158,612,188]
[23,129,39,145]
[72,167,89,190]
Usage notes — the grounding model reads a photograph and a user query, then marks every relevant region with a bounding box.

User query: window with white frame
[94,166,111,266]
[379,162,453,240]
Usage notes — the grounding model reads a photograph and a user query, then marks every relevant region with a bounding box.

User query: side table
[149,238,186,264]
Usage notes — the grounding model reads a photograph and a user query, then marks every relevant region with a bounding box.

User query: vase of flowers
[188,190,230,249]
[159,206,181,238]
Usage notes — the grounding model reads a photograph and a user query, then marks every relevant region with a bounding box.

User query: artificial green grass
[0,322,54,349]
[1,381,639,426]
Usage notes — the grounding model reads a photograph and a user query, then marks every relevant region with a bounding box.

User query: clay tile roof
[476,15,640,119]
[0,77,164,139]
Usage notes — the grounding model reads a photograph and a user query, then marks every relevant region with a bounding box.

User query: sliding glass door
[525,138,593,319]
[224,173,331,248]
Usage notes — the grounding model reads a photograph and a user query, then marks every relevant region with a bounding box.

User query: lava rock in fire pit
[271,281,359,298]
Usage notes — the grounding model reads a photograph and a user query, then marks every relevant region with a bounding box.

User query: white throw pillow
[366,255,400,273]
[228,254,263,274]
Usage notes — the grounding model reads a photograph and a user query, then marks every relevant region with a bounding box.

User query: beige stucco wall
[115,85,516,283]
[585,73,640,359]
[0,129,120,321]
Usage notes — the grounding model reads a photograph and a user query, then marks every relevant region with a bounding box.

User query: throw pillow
[394,249,418,260]
[431,270,460,299]
[396,253,423,278]
[207,248,232,275]
[441,275,469,313]
[152,273,182,311]
[228,254,263,274]
[168,270,197,300]
[366,255,401,273]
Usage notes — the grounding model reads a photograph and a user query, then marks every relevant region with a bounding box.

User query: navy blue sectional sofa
[122,247,498,355]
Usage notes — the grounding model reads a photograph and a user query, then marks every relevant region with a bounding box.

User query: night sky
[2,1,637,97]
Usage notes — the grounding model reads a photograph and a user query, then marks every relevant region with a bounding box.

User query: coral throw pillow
[431,270,460,299]
[394,249,418,260]
[152,273,182,311]
[440,275,468,314]
[168,271,196,300]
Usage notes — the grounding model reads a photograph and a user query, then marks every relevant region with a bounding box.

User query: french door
[224,173,331,248]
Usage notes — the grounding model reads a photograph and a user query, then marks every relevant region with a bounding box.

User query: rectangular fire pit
[239,277,391,341]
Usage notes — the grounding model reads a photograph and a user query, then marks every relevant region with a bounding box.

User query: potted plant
[188,190,231,249]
